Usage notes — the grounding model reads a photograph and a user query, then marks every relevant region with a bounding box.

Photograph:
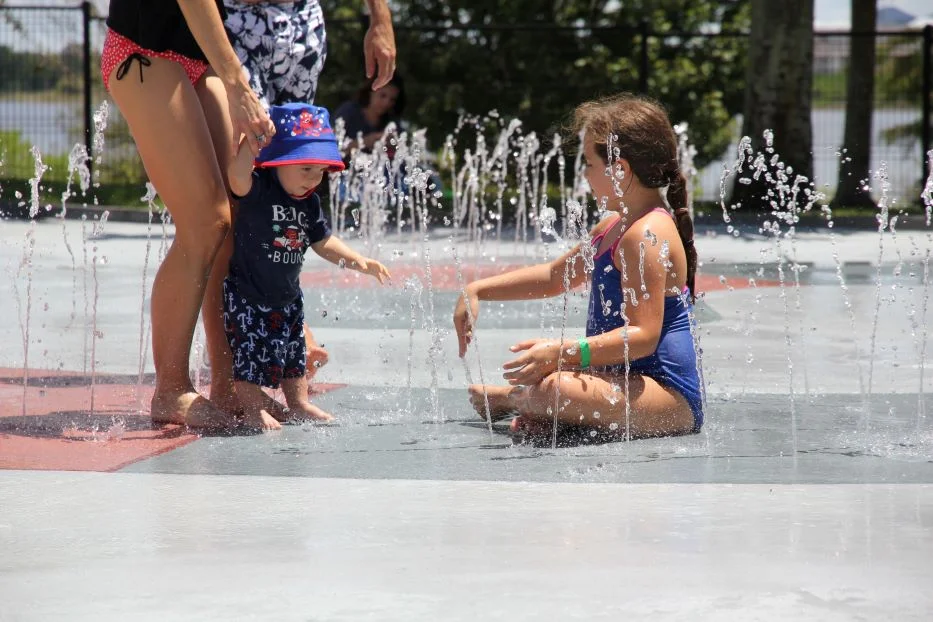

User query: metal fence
[0,3,930,204]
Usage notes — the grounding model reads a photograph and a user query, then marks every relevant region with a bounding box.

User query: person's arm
[363,0,396,89]
[227,136,255,198]
[453,244,589,357]
[472,249,587,302]
[176,0,274,156]
[582,222,668,367]
[310,235,391,284]
[498,220,673,385]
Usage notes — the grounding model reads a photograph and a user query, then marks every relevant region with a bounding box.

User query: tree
[832,0,877,209]
[732,0,814,211]
[317,0,749,168]
[875,28,930,200]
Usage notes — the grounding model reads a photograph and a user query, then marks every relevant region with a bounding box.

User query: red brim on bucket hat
[256,103,346,172]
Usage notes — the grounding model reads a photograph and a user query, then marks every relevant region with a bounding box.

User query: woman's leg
[469,371,695,439]
[108,57,233,427]
[193,70,238,412]
[194,71,292,421]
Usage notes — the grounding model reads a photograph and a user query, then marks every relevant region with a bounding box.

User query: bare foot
[151,390,234,430]
[287,400,335,423]
[209,394,242,418]
[260,391,291,423]
[468,384,521,420]
[241,408,282,431]
[208,378,239,416]
[509,415,552,437]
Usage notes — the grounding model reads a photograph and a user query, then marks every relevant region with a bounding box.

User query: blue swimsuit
[585,211,704,432]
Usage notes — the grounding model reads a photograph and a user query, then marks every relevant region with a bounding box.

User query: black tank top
[106,0,227,62]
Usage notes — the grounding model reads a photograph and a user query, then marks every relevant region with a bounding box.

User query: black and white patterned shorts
[224,0,327,106]
[223,277,306,388]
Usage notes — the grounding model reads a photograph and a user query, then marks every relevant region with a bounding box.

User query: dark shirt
[333,100,383,140]
[107,0,226,62]
[229,168,331,307]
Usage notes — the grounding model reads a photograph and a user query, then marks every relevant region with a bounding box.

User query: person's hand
[453,286,480,357]
[227,82,274,156]
[501,339,566,386]
[355,258,392,284]
[363,17,396,90]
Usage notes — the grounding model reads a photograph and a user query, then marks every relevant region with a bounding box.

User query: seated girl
[453,94,703,440]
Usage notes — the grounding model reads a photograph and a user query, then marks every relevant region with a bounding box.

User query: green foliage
[812,70,845,107]
[0,129,150,209]
[876,35,924,105]
[0,43,101,95]
[0,129,70,179]
[317,0,749,167]
[875,34,928,147]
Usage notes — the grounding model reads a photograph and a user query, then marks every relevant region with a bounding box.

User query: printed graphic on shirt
[263,204,312,265]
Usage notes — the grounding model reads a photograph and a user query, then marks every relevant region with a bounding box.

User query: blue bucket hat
[256,103,345,172]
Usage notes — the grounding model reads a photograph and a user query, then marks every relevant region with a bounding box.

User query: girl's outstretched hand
[454,287,480,358]
[501,339,563,386]
[356,258,392,284]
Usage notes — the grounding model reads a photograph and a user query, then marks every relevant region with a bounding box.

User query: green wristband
[577,338,591,369]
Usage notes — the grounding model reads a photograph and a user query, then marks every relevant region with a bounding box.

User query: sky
[815,0,932,27]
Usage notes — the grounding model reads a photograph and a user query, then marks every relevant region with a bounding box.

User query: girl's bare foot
[509,415,552,437]
[151,390,234,430]
[288,400,335,423]
[241,408,282,431]
[468,384,521,420]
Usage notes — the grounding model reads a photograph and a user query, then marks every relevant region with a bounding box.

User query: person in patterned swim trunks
[225,103,391,430]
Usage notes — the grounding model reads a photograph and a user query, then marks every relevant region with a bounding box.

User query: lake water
[0,99,924,202]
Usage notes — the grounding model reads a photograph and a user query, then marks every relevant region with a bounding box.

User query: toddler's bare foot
[260,392,291,422]
[288,400,335,423]
[468,384,520,420]
[242,408,282,431]
[151,390,234,430]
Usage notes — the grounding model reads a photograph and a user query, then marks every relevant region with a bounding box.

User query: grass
[1,176,161,212]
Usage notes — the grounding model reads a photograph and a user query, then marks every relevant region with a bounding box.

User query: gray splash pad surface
[123,387,933,484]
[3,221,933,619]
[1,473,931,621]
